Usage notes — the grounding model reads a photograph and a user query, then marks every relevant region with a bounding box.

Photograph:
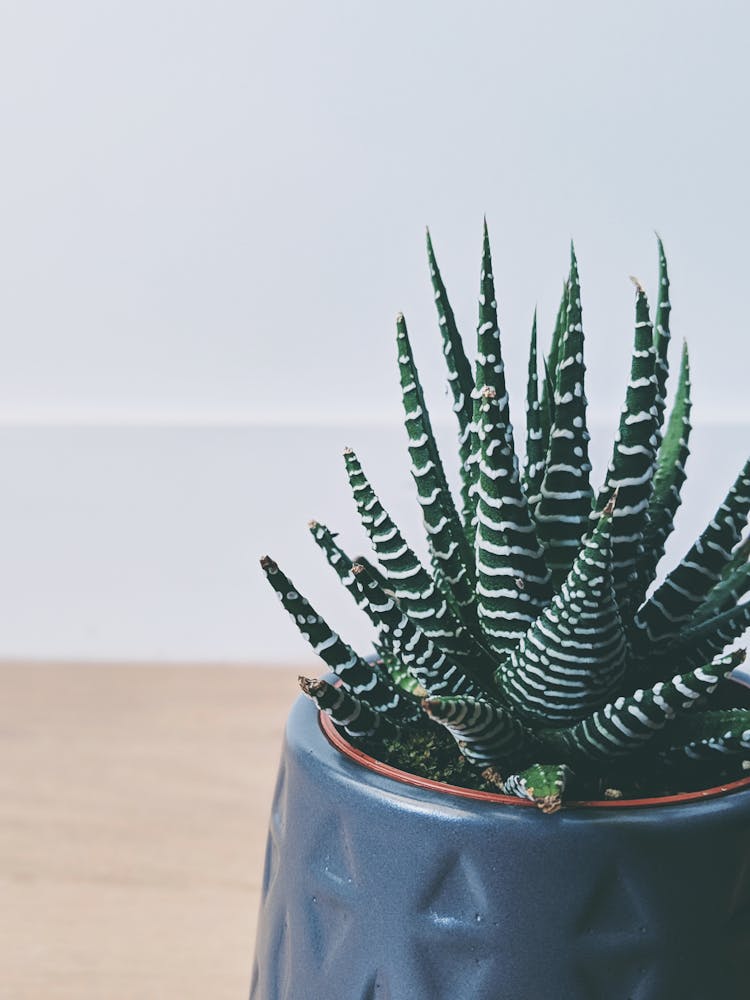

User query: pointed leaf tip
[603,487,619,517]
[260,555,277,572]
[298,675,316,695]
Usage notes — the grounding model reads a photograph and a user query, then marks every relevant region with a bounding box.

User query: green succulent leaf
[539,281,568,456]
[555,650,744,763]
[660,603,750,677]
[503,763,573,813]
[498,497,627,726]
[350,562,484,698]
[593,281,658,611]
[308,519,418,689]
[373,641,425,696]
[658,706,750,763]
[637,341,692,600]
[426,229,475,530]
[633,457,750,650]
[261,556,418,723]
[308,520,379,622]
[475,383,551,655]
[652,235,672,448]
[299,676,393,739]
[695,538,750,622]
[396,313,477,614]
[466,221,519,545]
[534,245,594,583]
[523,311,546,516]
[343,447,479,662]
[421,693,528,769]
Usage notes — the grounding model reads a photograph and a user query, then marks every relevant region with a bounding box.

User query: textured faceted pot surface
[251,693,750,1000]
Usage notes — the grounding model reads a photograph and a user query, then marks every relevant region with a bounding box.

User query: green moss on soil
[348,723,749,802]
[356,721,500,792]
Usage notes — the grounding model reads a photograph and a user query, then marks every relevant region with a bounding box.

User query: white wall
[0,2,747,661]
[1,2,749,426]
[0,420,746,664]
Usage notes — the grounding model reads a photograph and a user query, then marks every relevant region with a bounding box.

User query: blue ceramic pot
[251,691,750,1000]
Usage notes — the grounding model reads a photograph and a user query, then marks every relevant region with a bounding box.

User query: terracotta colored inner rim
[319,711,750,809]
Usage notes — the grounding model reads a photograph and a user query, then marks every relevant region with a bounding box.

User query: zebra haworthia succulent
[261,224,750,812]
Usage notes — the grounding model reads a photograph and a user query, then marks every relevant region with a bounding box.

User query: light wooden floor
[0,662,299,1000]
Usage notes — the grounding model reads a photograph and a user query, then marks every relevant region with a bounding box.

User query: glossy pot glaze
[251,692,750,1000]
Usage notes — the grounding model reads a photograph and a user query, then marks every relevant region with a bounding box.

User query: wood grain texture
[0,662,299,1000]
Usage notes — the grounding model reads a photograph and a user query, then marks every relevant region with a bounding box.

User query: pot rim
[319,711,750,810]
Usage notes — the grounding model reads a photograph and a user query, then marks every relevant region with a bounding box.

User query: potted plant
[251,225,750,999]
